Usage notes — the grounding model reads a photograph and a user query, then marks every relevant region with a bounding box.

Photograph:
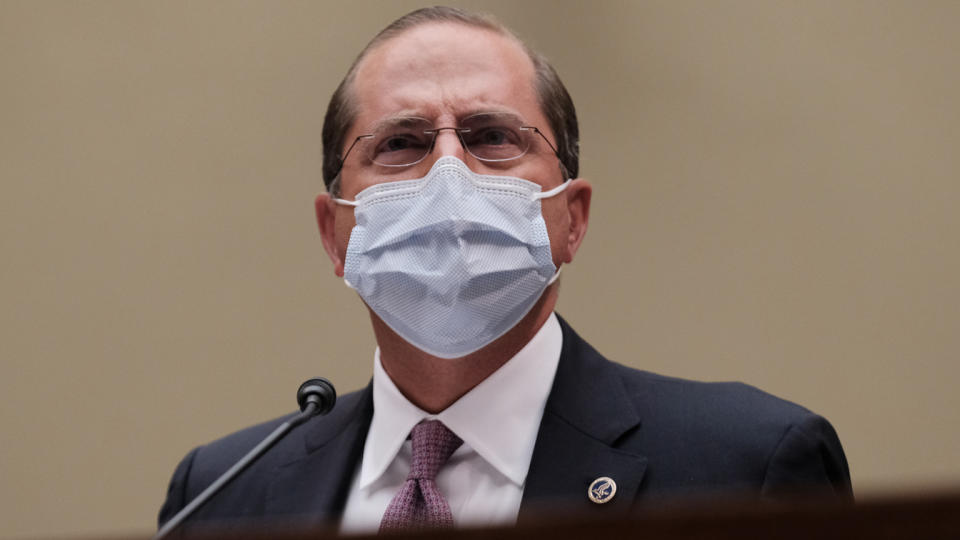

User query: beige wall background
[1,0,958,538]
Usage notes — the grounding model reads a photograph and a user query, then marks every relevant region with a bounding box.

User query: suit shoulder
[539,317,850,498]
[159,385,372,527]
[555,315,823,432]
[621,367,816,423]
[181,386,370,490]
[610,362,846,472]
[613,363,851,496]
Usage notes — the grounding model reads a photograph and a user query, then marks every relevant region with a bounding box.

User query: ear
[560,178,592,264]
[314,193,345,277]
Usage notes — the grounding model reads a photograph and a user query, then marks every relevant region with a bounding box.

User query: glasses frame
[332,119,562,179]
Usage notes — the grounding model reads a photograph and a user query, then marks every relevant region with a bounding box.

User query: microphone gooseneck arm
[154,378,336,540]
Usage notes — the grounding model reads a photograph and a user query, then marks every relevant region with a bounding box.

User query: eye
[378,133,424,152]
[468,126,521,147]
[462,124,527,160]
[372,131,431,165]
[477,127,510,145]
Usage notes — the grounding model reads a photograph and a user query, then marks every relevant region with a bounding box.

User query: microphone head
[297,377,337,416]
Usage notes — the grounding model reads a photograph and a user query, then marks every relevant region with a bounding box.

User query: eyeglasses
[334,112,560,177]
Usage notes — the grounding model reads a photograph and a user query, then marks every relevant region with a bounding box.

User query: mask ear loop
[531,179,572,201]
[546,266,563,285]
[532,180,572,285]
[330,196,358,287]
[332,197,359,207]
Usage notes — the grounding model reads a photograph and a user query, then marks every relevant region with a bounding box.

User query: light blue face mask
[334,156,570,359]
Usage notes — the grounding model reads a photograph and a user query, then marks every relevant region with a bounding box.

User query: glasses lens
[368,118,434,167]
[460,113,530,162]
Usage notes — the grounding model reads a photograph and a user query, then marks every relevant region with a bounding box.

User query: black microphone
[154,378,337,540]
[297,378,336,415]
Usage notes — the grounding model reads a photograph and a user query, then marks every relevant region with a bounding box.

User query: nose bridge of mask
[331,156,571,206]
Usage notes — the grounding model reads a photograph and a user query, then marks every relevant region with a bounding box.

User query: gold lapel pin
[587,476,617,504]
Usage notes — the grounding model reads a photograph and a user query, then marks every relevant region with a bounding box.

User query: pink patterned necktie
[379,420,463,532]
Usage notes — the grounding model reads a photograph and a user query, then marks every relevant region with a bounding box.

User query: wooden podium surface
[166,491,960,540]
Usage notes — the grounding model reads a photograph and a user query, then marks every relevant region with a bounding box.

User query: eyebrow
[368,115,430,134]
[460,110,526,124]
[364,107,528,134]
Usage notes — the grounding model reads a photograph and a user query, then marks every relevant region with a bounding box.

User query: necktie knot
[380,420,462,531]
[408,420,463,481]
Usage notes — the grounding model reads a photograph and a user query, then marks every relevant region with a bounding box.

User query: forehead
[349,22,543,131]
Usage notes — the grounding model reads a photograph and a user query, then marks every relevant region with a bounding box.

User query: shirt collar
[358,312,563,489]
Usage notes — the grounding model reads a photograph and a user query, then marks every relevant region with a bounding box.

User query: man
[159,6,851,535]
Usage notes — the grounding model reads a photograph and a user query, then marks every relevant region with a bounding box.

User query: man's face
[325,22,580,273]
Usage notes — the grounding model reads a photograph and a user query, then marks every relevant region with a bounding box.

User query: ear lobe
[562,178,592,263]
[315,193,345,277]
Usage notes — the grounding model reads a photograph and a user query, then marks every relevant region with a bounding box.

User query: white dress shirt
[339,313,563,533]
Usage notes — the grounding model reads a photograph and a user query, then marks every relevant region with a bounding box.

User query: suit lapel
[519,317,647,523]
[264,383,373,526]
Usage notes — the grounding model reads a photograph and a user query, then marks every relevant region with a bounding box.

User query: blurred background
[1,0,958,538]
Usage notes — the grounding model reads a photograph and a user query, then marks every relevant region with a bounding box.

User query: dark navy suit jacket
[159,317,851,532]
